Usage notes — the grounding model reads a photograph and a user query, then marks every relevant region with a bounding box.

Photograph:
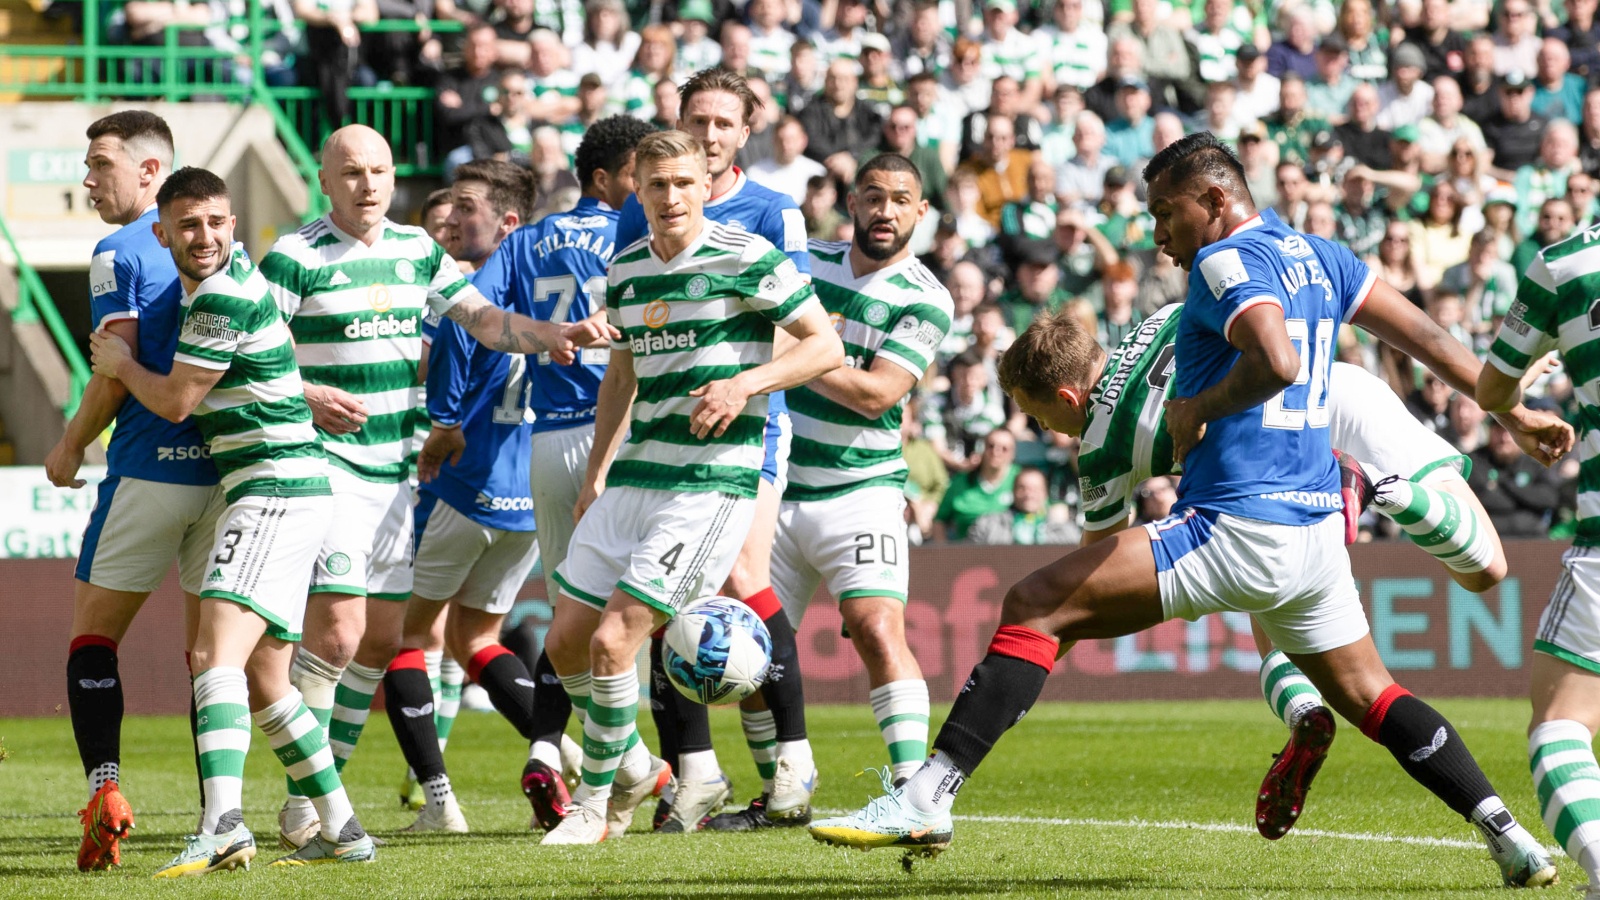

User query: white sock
[421,773,454,811]
[902,751,965,816]
[869,680,931,782]
[559,670,592,728]
[529,740,563,770]
[88,761,119,799]
[679,749,720,784]
[776,739,814,777]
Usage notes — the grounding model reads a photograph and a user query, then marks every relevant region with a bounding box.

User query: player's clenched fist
[88,329,133,379]
[688,376,753,439]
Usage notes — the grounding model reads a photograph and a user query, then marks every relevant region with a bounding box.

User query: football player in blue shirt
[381,159,545,834]
[464,116,653,831]
[44,111,224,871]
[613,67,821,835]
[810,133,1561,889]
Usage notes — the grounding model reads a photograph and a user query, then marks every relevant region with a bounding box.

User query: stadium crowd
[87,0,1593,545]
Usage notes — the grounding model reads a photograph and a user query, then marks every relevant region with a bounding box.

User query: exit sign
[8,149,86,184]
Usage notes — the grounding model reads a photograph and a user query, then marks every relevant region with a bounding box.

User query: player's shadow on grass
[461,873,1160,898]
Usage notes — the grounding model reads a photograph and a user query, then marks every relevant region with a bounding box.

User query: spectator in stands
[1457,33,1501,122]
[436,23,504,165]
[747,115,825,204]
[1335,165,1387,257]
[674,0,721,76]
[1232,42,1280,122]
[901,395,949,544]
[739,77,779,166]
[1134,475,1178,525]
[1419,76,1485,171]
[1264,73,1324,166]
[1273,160,1310,230]
[1425,290,1472,347]
[862,105,948,211]
[1449,393,1489,453]
[617,24,676,120]
[939,260,989,364]
[1573,170,1600,228]
[1513,120,1580,235]
[1305,34,1355,122]
[960,75,1043,162]
[1481,187,1522,258]
[558,73,611,164]
[947,169,996,246]
[1482,70,1549,174]
[1581,88,1600,177]
[998,238,1072,332]
[801,174,847,239]
[1402,0,1468,80]
[651,78,680,128]
[527,30,582,121]
[1441,229,1519,339]
[1102,77,1154,168]
[1339,0,1387,83]
[1335,83,1393,168]
[1408,371,1459,439]
[857,33,904,119]
[891,1,951,82]
[1085,37,1146,124]
[1094,164,1154,255]
[1268,6,1319,81]
[444,68,535,174]
[1304,199,1338,239]
[1377,43,1435,129]
[720,22,754,79]
[927,351,1010,476]
[978,0,1044,108]
[1409,179,1472,292]
[968,467,1080,545]
[1555,0,1600,79]
[527,126,580,218]
[1099,260,1141,349]
[1200,81,1244,142]
[1534,38,1587,122]
[820,0,870,61]
[1469,420,1564,537]
[1238,125,1278,208]
[295,0,378,127]
[1053,204,1119,301]
[1186,0,1245,86]
[492,0,538,68]
[797,59,882,184]
[935,426,1020,541]
[1041,0,1107,93]
[746,0,796,83]
[941,38,991,122]
[1372,218,1426,308]
[958,113,1032,228]
[1057,110,1112,207]
[1512,195,1576,274]
[1494,0,1542,76]
[1108,0,1193,111]
[969,302,1013,372]
[572,0,640,91]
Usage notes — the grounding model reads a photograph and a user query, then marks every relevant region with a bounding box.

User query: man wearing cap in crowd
[997,238,1074,333]
[857,32,904,118]
[1305,33,1356,121]
[1307,128,1353,187]
[1237,123,1280,207]
[1264,73,1326,166]
[1483,69,1551,174]
[1106,0,1193,110]
[1231,42,1281,123]
[1378,43,1437,128]
[1103,76,1154,168]
[1334,164,1388,256]
[674,0,721,76]
[1334,82,1393,168]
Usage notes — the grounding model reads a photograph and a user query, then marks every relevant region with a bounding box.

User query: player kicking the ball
[88,167,374,875]
[540,130,843,845]
[810,133,1561,889]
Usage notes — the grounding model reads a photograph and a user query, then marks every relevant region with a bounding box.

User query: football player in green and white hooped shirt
[260,125,610,849]
[88,167,375,874]
[772,154,952,790]
[1478,227,1600,897]
[539,130,844,846]
[999,288,1571,846]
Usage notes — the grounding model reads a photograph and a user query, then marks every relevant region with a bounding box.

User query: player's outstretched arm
[803,357,919,420]
[1162,304,1300,463]
[444,296,620,364]
[45,319,137,488]
[575,347,637,522]
[688,304,844,439]
[1361,280,1574,465]
[88,330,224,423]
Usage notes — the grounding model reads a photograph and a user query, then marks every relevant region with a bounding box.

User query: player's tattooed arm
[1163,304,1300,464]
[444,297,618,363]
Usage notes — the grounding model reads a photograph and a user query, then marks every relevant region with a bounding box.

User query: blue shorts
[760,406,792,489]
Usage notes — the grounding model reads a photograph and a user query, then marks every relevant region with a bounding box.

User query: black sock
[527,650,572,749]
[1373,693,1497,819]
[68,640,122,780]
[759,610,808,742]
[676,688,714,754]
[473,648,537,740]
[931,652,1050,776]
[384,662,446,782]
[650,636,683,765]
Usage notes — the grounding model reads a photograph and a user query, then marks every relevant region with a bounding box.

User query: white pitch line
[949,814,1491,850]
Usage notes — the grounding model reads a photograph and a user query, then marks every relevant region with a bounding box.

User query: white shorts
[1146,509,1369,655]
[1536,545,1600,674]
[553,486,756,618]
[530,423,595,603]
[310,468,414,600]
[202,494,333,641]
[76,476,226,595]
[771,486,910,627]
[1330,361,1465,483]
[412,495,539,615]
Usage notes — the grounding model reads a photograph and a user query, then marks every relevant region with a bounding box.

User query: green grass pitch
[0,699,1575,898]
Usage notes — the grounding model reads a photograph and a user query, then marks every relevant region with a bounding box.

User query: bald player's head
[320,125,396,240]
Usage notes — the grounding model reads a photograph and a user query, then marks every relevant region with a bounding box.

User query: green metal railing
[0,213,91,418]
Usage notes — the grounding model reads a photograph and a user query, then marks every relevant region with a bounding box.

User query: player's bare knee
[544,620,587,673]
[848,613,907,670]
[998,576,1070,635]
